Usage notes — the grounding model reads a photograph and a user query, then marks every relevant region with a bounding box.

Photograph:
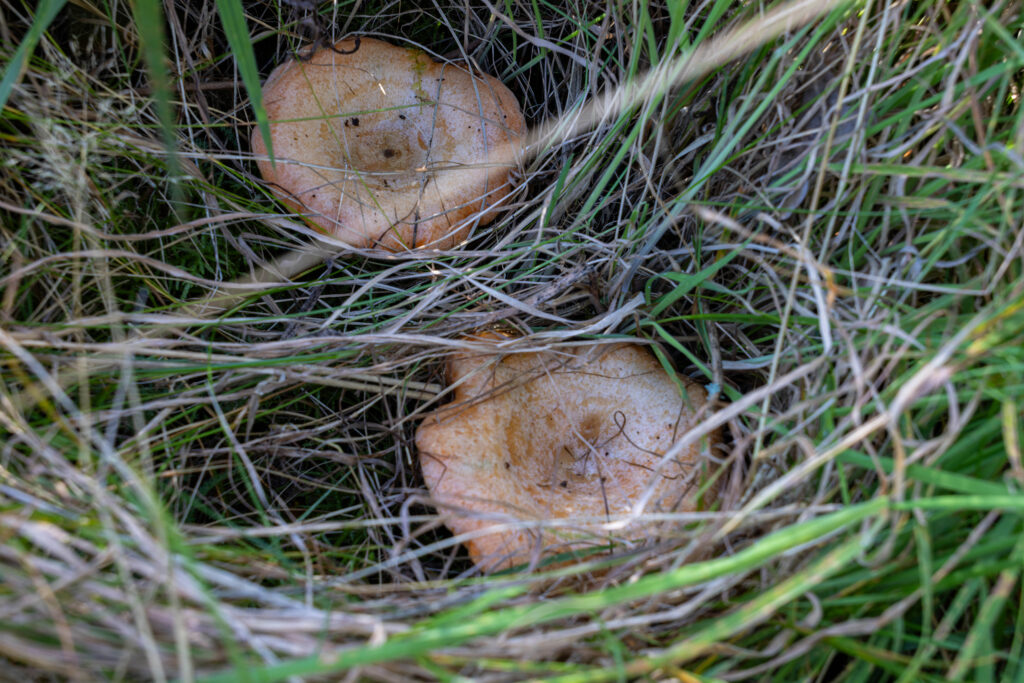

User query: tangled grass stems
[1,0,1024,680]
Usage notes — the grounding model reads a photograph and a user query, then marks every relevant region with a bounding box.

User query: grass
[1,0,1024,680]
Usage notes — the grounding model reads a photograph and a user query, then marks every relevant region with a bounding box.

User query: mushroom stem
[183,245,328,317]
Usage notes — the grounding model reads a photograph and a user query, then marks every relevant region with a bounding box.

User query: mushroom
[416,337,719,571]
[253,37,526,250]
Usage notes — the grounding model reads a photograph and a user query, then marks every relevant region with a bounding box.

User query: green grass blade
[0,0,67,112]
[214,0,273,162]
[543,535,869,683]
[129,0,183,203]
[195,499,887,682]
[837,450,1011,497]
[897,579,981,683]
[947,534,1024,680]
[646,240,751,317]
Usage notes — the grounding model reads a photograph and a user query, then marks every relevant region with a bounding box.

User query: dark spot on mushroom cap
[254,37,526,253]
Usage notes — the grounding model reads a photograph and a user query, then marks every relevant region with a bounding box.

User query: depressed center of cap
[253,37,526,251]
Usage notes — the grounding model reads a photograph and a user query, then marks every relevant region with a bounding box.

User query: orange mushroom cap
[252,38,526,251]
[416,337,719,572]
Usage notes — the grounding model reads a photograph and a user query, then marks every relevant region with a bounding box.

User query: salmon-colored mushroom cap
[253,37,526,251]
[416,338,718,572]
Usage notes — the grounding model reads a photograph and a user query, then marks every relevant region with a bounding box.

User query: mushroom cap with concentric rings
[253,38,526,250]
[416,337,719,572]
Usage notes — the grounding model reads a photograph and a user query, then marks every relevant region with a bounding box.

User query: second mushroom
[416,337,719,572]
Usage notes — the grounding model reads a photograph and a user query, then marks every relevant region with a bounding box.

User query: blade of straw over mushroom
[416,335,720,571]
[252,37,527,250]
[248,0,840,258]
